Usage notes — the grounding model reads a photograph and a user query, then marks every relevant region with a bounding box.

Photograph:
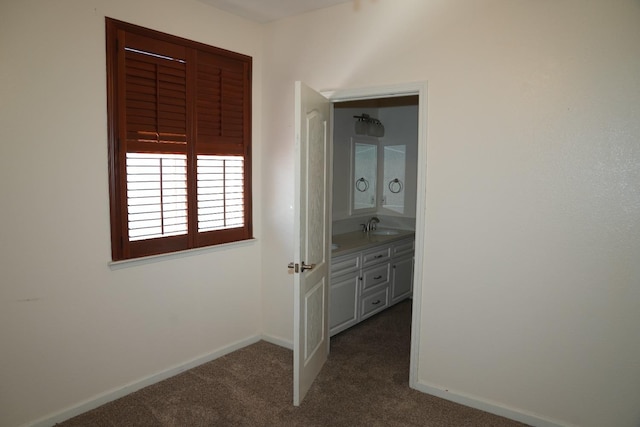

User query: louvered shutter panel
[118,32,191,257]
[194,51,251,246]
[122,33,188,151]
[195,51,248,155]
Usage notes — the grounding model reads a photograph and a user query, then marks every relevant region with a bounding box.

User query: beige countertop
[331,229,415,256]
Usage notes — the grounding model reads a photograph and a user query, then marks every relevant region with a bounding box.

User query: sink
[331,243,340,250]
[370,229,400,236]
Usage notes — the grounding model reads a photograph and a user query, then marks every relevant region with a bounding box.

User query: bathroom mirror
[382,144,406,214]
[350,138,377,213]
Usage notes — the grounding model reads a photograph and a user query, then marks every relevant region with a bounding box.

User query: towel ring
[388,178,403,194]
[355,177,369,192]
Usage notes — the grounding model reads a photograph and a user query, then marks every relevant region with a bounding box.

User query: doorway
[324,82,427,389]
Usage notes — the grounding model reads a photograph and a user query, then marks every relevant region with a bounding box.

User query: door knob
[301,262,316,272]
[288,261,315,273]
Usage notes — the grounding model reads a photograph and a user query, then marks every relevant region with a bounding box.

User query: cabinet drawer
[392,238,414,258]
[362,263,390,292]
[331,253,361,276]
[361,287,389,319]
[362,246,391,267]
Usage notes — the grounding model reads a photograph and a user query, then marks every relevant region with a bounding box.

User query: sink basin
[331,243,340,250]
[370,229,400,236]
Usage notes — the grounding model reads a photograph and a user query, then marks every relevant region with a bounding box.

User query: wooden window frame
[106,18,253,261]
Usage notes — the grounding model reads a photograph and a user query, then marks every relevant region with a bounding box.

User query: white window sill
[108,238,257,270]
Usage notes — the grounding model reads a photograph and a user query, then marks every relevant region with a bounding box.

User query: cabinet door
[391,255,414,303]
[329,272,360,336]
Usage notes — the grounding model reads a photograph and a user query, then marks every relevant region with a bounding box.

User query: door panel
[293,81,331,406]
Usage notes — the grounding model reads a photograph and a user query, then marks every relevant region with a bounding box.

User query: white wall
[260,1,640,426]
[0,1,264,426]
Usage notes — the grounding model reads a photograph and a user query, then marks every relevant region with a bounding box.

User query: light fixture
[354,114,369,135]
[353,113,385,137]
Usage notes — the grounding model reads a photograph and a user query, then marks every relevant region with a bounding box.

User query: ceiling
[198,0,352,23]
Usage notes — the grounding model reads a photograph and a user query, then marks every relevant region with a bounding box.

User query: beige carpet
[59,300,527,426]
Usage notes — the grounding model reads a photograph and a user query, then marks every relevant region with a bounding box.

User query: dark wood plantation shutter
[123,33,188,147]
[106,18,252,260]
[194,50,251,247]
[196,51,247,153]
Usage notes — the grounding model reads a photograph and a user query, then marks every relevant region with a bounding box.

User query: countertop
[331,229,415,256]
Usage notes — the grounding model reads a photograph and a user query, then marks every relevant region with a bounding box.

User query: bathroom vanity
[329,230,414,336]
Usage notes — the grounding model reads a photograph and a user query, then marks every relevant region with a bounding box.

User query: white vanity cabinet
[330,236,414,337]
[390,238,414,303]
[329,252,361,336]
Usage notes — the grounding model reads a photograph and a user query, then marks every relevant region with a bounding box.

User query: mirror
[351,138,377,213]
[382,145,406,214]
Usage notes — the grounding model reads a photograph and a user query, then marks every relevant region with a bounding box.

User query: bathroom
[332,95,419,234]
[329,95,419,335]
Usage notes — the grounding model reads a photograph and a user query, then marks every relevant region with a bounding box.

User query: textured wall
[0,1,264,425]
[260,1,640,425]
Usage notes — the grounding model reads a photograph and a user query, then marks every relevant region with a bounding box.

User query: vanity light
[353,113,385,137]
[354,114,369,135]
[369,118,385,137]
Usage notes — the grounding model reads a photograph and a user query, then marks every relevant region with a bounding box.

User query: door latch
[288,261,316,273]
[287,262,299,273]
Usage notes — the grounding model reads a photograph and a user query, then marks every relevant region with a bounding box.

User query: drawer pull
[371,300,381,305]
[374,255,384,259]
[374,275,382,280]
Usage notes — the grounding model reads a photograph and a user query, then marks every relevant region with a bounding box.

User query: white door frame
[322,82,427,389]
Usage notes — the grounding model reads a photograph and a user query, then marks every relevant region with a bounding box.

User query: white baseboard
[413,381,568,427]
[28,335,262,427]
[261,333,293,350]
[25,336,566,427]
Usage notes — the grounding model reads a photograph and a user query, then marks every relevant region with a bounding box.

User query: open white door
[291,81,331,406]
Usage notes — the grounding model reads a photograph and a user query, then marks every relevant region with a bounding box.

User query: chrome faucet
[362,216,380,232]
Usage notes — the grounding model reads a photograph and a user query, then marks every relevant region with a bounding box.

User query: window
[106,18,252,260]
